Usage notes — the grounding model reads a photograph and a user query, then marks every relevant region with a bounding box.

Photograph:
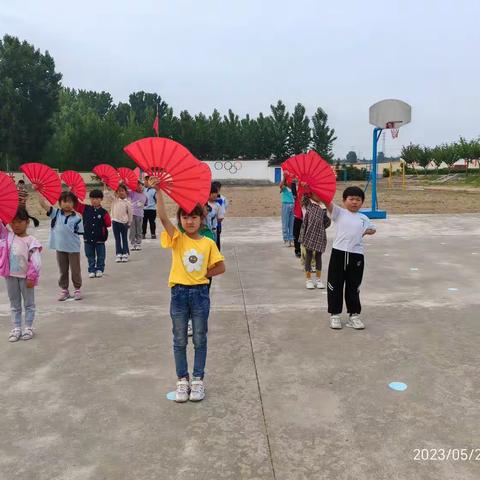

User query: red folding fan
[118,167,139,191]
[92,164,120,191]
[60,170,87,200]
[133,167,141,180]
[281,151,337,204]
[0,172,19,223]
[20,163,62,205]
[124,137,211,212]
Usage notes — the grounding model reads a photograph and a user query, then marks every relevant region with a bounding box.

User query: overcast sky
[1,0,479,158]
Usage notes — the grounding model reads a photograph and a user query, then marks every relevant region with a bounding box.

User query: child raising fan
[151,177,225,403]
[0,208,42,342]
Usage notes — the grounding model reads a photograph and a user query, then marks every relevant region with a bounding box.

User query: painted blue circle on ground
[166,391,176,401]
[389,382,408,392]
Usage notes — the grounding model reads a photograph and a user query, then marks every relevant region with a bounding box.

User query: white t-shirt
[331,204,375,254]
[206,201,224,231]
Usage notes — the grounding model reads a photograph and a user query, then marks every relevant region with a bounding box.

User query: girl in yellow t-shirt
[152,179,225,403]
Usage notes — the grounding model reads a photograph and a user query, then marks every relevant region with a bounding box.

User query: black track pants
[327,248,364,315]
[293,217,303,255]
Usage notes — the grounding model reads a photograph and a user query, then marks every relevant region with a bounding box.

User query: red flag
[153,115,159,136]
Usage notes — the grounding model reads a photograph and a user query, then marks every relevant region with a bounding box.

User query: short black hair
[12,207,30,222]
[342,186,365,202]
[59,191,78,204]
[212,181,222,190]
[176,204,205,226]
[89,189,104,199]
[116,184,128,193]
[210,183,219,194]
[144,175,150,181]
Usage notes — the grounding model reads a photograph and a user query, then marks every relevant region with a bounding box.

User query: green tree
[207,109,225,159]
[287,103,311,156]
[346,151,357,163]
[128,91,169,125]
[255,113,275,159]
[401,143,423,172]
[456,137,480,176]
[311,107,337,163]
[417,146,432,173]
[0,35,62,170]
[431,144,458,173]
[44,88,122,170]
[270,100,290,164]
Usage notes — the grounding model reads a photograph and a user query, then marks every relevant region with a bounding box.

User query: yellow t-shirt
[161,229,225,287]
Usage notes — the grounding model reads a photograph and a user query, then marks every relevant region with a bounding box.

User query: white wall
[9,160,280,185]
[204,160,276,182]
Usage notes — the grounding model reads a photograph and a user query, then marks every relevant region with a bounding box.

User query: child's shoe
[187,319,193,337]
[306,279,315,289]
[175,378,190,403]
[189,377,205,402]
[121,254,129,263]
[135,245,142,251]
[115,254,122,263]
[8,328,22,342]
[345,314,365,330]
[73,289,83,301]
[330,315,343,329]
[131,245,137,251]
[95,271,103,278]
[151,234,156,239]
[21,327,34,341]
[315,279,325,289]
[58,289,70,301]
[88,272,96,278]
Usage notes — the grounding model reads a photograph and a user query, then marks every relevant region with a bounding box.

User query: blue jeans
[5,277,35,328]
[112,221,129,255]
[84,242,106,273]
[170,284,210,379]
[281,203,294,241]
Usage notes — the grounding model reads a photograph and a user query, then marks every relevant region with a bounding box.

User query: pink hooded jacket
[0,222,42,285]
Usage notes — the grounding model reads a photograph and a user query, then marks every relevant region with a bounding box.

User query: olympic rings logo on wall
[214,160,243,175]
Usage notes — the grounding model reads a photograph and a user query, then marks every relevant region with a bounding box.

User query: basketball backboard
[369,99,411,129]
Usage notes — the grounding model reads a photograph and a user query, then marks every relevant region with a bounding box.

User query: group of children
[1,176,229,403]
[1,172,373,403]
[281,178,376,330]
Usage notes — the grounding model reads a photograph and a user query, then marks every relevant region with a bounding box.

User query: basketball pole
[362,127,386,219]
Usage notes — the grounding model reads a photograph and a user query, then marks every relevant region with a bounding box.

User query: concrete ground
[1,214,479,480]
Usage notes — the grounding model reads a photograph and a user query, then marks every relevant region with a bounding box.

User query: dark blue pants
[112,221,129,255]
[170,284,210,379]
[84,242,106,273]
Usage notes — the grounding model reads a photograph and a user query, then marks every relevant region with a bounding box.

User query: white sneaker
[115,255,122,263]
[187,320,193,337]
[175,378,190,403]
[306,279,315,289]
[88,272,96,278]
[8,328,22,342]
[315,279,325,289]
[136,245,142,251]
[95,271,103,278]
[330,315,343,329]
[121,254,129,263]
[346,314,365,330]
[189,377,205,402]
